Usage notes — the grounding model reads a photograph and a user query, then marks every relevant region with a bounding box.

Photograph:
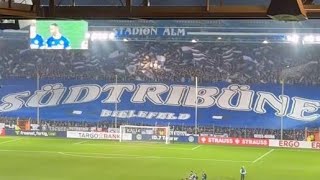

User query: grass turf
[0,137,319,180]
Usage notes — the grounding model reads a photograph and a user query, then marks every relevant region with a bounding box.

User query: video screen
[30,20,89,50]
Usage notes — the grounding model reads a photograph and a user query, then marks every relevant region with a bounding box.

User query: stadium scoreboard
[29,20,89,50]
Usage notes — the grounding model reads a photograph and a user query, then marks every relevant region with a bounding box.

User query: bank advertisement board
[67,131,120,140]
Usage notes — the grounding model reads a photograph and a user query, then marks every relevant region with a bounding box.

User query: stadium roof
[1,0,320,19]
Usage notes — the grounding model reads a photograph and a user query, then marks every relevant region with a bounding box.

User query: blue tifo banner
[1,78,320,129]
[5,129,66,137]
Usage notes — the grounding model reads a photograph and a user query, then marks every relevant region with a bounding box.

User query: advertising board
[5,129,59,137]
[67,131,120,140]
[198,137,269,147]
[0,128,5,136]
[254,134,276,139]
[269,140,320,150]
[170,135,198,143]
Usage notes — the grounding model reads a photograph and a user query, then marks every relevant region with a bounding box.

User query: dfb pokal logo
[136,134,142,140]
[235,138,240,144]
[188,136,195,143]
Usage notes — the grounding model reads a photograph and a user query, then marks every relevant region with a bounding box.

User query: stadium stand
[0,118,306,140]
[0,40,319,85]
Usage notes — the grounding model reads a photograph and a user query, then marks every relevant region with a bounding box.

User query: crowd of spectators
[1,39,320,85]
[0,39,319,141]
[0,117,311,141]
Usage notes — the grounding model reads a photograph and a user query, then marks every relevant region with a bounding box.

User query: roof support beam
[40,5,269,19]
[2,3,320,19]
[126,0,132,12]
[305,5,320,17]
[0,1,37,18]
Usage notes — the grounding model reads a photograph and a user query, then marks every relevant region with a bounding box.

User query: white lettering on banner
[200,133,229,138]
[183,86,219,108]
[1,83,320,122]
[269,140,320,150]
[241,139,269,146]
[101,84,135,103]
[213,138,233,144]
[170,131,187,136]
[164,85,187,106]
[254,92,289,116]
[63,85,101,104]
[287,97,320,121]
[312,142,320,149]
[131,84,169,105]
[67,131,120,140]
[16,131,56,137]
[199,137,269,147]
[68,127,90,131]
[30,124,39,131]
[0,91,30,112]
[254,134,275,139]
[100,109,189,120]
[217,85,254,111]
[26,84,66,107]
[279,140,300,148]
[114,27,186,37]
[108,128,120,133]
[163,28,186,36]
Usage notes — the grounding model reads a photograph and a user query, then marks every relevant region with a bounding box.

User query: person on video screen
[30,24,44,49]
[46,23,71,49]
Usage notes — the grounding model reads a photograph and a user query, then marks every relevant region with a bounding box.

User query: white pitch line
[0,149,251,163]
[191,145,201,150]
[73,140,90,145]
[252,149,275,164]
[80,143,193,151]
[58,152,251,163]
[0,138,22,145]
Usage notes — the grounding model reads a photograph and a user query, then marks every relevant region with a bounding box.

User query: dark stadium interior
[1,1,320,180]
[1,19,320,138]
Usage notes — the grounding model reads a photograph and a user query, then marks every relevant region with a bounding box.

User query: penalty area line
[0,138,22,145]
[58,152,251,163]
[73,140,90,145]
[191,145,201,150]
[252,149,275,164]
[0,149,251,163]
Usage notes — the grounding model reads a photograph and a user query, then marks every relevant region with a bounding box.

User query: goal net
[119,125,170,144]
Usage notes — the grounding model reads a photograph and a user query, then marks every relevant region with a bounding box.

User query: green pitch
[0,137,319,180]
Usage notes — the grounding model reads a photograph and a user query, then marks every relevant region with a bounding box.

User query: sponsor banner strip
[198,136,269,147]
[269,140,320,150]
[254,134,275,139]
[170,135,198,143]
[5,129,59,137]
[67,131,120,140]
